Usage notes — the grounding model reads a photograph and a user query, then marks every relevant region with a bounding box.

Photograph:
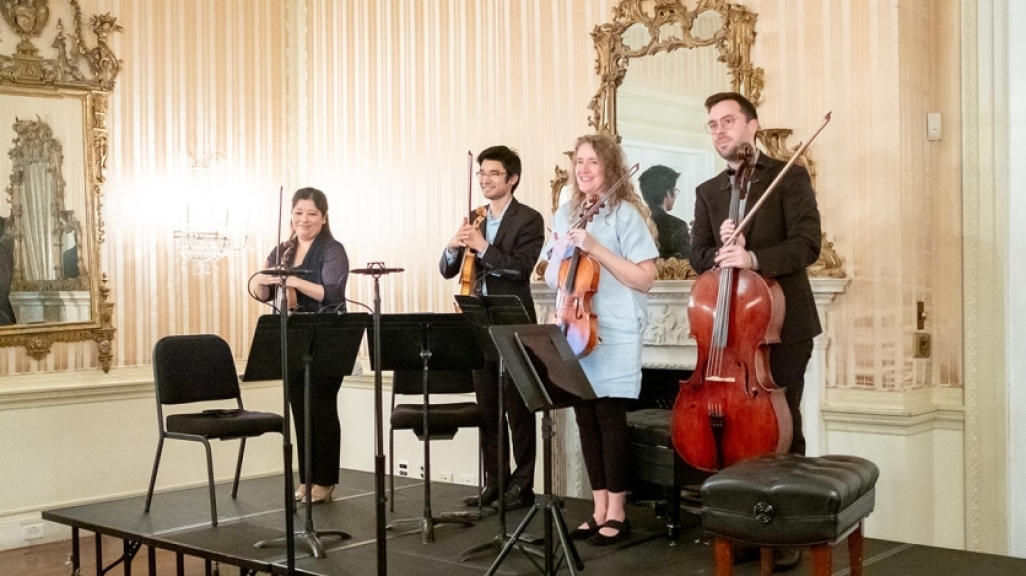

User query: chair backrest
[152,334,241,405]
[391,369,475,396]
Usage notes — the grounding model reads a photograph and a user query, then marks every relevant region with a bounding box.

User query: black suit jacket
[691,153,822,344]
[439,197,545,323]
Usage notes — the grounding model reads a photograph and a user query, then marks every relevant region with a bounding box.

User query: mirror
[617,10,728,261]
[0,3,122,370]
[551,0,840,280]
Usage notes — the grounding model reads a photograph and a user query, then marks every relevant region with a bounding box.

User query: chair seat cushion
[391,402,481,439]
[626,408,673,447]
[701,453,879,546]
[166,409,283,439]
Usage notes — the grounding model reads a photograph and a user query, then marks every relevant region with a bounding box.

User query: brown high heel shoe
[308,484,335,504]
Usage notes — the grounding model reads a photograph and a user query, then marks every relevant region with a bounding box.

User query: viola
[458,205,487,296]
[670,113,832,472]
[454,151,479,313]
[553,164,639,357]
[555,237,601,357]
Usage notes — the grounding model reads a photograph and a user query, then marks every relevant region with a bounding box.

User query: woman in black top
[249,187,349,503]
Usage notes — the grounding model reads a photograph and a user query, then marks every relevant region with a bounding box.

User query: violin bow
[724,112,832,247]
[466,150,473,214]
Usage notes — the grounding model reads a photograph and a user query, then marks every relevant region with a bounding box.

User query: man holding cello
[690,92,822,569]
[440,145,545,510]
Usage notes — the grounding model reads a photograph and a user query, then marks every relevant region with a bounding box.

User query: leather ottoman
[701,452,879,576]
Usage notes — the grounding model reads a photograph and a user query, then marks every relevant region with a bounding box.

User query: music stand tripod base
[255,526,351,560]
[370,313,485,544]
[244,313,369,560]
[483,324,597,576]
[451,295,545,563]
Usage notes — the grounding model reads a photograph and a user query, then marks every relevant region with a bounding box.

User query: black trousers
[474,359,537,491]
[769,339,814,455]
[573,398,630,494]
[288,373,343,486]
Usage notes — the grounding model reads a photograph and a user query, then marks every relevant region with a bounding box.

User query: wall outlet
[22,523,44,540]
[419,464,424,479]
[398,460,409,477]
[913,332,932,358]
[460,474,477,486]
[439,472,454,483]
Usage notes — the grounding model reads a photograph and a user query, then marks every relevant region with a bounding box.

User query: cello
[671,113,831,472]
[553,163,639,357]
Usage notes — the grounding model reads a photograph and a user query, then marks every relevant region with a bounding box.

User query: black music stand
[244,312,369,559]
[368,312,485,543]
[351,262,404,576]
[485,324,598,576]
[452,295,544,563]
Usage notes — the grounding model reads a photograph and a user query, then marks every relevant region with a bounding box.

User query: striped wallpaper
[0,0,965,395]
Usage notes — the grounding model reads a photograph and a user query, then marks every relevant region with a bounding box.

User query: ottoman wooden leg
[848,520,865,576]
[810,543,832,576]
[713,537,734,576]
[759,547,774,576]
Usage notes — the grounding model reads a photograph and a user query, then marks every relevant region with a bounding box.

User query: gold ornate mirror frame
[0,0,121,371]
[550,0,843,280]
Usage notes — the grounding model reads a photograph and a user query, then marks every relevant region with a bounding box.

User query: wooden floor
[14,469,1026,576]
[0,536,217,576]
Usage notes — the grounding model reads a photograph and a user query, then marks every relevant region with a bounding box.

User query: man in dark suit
[440,145,545,510]
[639,164,690,259]
[691,92,822,456]
[691,91,821,570]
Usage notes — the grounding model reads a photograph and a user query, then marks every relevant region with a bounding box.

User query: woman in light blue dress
[544,134,658,545]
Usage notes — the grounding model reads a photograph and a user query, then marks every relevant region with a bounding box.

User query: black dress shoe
[502,484,535,511]
[462,484,499,507]
[588,519,631,546]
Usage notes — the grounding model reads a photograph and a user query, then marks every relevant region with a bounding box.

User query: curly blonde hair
[569,134,656,239]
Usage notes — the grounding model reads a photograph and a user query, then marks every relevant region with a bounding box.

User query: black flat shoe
[588,519,631,546]
[568,517,599,540]
[462,484,499,507]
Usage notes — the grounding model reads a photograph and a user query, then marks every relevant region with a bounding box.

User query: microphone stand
[272,264,297,573]
[351,262,404,576]
[255,260,352,563]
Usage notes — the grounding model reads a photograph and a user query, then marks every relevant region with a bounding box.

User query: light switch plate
[927,112,942,141]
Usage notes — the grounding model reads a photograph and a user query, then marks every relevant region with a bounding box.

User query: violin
[670,113,832,472]
[458,205,488,296]
[454,151,480,312]
[553,164,639,357]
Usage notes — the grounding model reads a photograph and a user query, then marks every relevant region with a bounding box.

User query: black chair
[625,368,708,540]
[144,334,284,527]
[388,369,482,512]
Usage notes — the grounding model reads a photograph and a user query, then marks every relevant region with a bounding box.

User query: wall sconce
[171,152,248,272]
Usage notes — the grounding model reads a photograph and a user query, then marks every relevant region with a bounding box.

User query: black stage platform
[43,469,1026,575]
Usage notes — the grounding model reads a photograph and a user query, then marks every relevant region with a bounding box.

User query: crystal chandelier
[171,152,247,272]
[173,228,246,271]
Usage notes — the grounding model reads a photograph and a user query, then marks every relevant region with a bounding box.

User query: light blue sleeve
[545,203,575,260]
[615,203,659,263]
